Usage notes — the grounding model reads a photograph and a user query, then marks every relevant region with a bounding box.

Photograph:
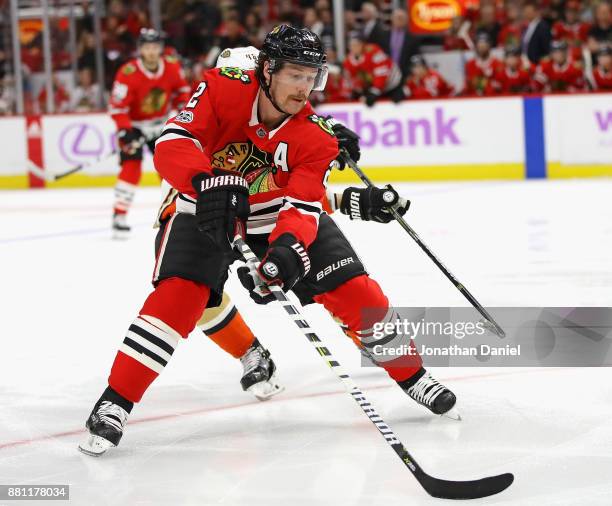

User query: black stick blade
[420,472,514,500]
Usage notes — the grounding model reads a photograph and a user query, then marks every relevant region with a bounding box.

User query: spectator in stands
[343,32,403,106]
[38,75,70,113]
[77,31,97,71]
[387,9,420,79]
[360,2,390,52]
[0,75,15,115]
[463,32,503,96]
[317,7,335,49]
[70,68,101,112]
[402,55,454,99]
[182,1,221,59]
[493,45,533,93]
[498,2,524,48]
[533,39,586,92]
[244,11,266,48]
[215,16,251,50]
[303,8,324,37]
[278,0,302,26]
[592,44,612,88]
[344,9,358,34]
[315,47,350,104]
[522,0,552,63]
[443,15,471,50]
[587,1,612,56]
[543,0,565,26]
[473,3,502,46]
[552,0,591,60]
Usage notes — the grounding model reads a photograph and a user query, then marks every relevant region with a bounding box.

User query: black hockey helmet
[138,28,163,46]
[262,25,326,68]
[256,25,328,114]
[410,54,427,67]
[598,44,612,56]
[504,45,522,57]
[550,39,568,52]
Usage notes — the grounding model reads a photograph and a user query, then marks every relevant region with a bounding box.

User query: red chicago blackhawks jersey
[463,56,503,96]
[343,43,402,94]
[109,56,191,133]
[593,66,612,90]
[493,65,534,94]
[497,23,524,48]
[403,69,453,99]
[552,21,590,45]
[153,67,339,249]
[533,59,586,93]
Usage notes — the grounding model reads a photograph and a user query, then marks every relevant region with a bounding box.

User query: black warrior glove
[340,185,410,223]
[324,116,360,170]
[237,233,311,305]
[117,128,145,155]
[191,170,250,250]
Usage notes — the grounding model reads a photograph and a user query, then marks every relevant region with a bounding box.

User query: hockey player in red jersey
[551,1,591,61]
[492,46,534,94]
[191,46,365,401]
[343,32,403,106]
[402,55,454,99]
[533,40,586,93]
[592,45,612,90]
[109,28,191,238]
[463,33,503,96]
[79,26,458,456]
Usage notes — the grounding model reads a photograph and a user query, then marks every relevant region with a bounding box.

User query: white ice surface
[1,179,611,505]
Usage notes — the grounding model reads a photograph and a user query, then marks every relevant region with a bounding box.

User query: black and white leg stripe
[356,307,413,365]
[119,316,180,374]
[114,180,136,213]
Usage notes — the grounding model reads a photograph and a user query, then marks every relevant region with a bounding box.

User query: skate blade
[247,375,285,401]
[78,434,115,456]
[112,229,130,241]
[442,407,462,421]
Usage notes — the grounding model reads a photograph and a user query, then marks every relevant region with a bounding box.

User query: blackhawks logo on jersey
[307,114,335,136]
[212,142,281,195]
[218,67,251,84]
[122,63,137,75]
[141,87,168,114]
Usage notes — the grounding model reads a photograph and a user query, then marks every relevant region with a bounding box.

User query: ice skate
[401,370,460,420]
[78,400,129,456]
[112,213,131,240]
[240,339,284,401]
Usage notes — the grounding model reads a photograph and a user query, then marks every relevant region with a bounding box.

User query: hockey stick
[26,149,119,182]
[233,235,514,500]
[52,149,120,181]
[339,149,506,338]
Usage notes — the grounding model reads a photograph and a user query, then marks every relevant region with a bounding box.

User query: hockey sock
[198,292,256,358]
[396,367,426,390]
[113,160,141,215]
[314,275,423,383]
[108,278,210,403]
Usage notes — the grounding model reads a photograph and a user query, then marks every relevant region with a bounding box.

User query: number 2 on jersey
[186,82,207,109]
